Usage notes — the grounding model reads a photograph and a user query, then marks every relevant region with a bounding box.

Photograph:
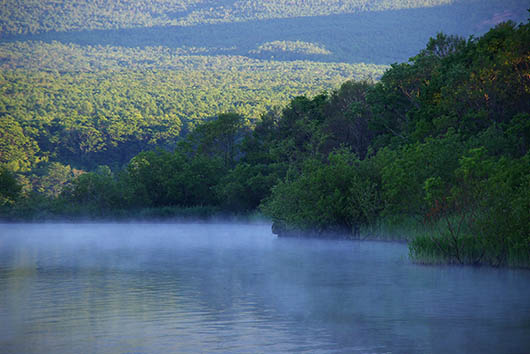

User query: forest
[0,41,385,170]
[1,0,516,35]
[1,19,529,267]
[2,0,526,64]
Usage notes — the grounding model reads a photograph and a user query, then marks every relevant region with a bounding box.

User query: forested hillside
[0,0,524,172]
[0,41,384,169]
[2,0,517,35]
[2,19,529,267]
[3,1,526,64]
[1,1,528,268]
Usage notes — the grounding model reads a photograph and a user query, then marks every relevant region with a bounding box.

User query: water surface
[1,223,529,353]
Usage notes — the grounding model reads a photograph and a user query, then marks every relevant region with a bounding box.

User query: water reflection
[1,223,529,353]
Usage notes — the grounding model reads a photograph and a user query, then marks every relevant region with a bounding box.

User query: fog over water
[1,223,529,353]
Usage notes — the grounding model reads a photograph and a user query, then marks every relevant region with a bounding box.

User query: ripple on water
[0,223,529,353]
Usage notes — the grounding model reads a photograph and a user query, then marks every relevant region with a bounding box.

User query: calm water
[0,223,529,354]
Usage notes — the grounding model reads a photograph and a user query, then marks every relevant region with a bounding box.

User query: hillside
[0,47,384,169]
[1,0,525,36]
[1,1,526,170]
[1,19,528,268]
[2,1,526,64]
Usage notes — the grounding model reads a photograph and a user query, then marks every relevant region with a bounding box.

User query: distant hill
[0,0,487,35]
[1,0,527,64]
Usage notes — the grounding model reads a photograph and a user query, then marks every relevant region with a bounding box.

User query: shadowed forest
[2,1,527,64]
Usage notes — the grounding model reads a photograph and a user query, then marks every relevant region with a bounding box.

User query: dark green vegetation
[2,19,529,267]
[0,45,383,169]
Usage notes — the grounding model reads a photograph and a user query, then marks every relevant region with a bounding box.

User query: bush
[0,167,22,207]
[410,150,530,267]
[261,150,381,236]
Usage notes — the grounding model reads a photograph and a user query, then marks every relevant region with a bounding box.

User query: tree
[321,80,374,159]
[185,113,247,168]
[261,150,381,236]
[216,163,281,212]
[69,165,120,211]
[0,167,21,206]
[0,115,40,172]
[39,162,75,197]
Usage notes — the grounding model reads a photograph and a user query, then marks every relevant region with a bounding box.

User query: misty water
[1,223,529,353]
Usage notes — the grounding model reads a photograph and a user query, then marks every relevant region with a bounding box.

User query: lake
[1,223,529,353]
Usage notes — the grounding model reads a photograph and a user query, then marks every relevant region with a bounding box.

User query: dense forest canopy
[0,42,385,169]
[0,0,505,35]
[0,40,384,74]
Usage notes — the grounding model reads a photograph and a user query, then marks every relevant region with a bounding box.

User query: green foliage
[0,45,384,169]
[184,113,248,168]
[126,150,182,208]
[261,150,381,235]
[0,40,387,75]
[411,150,530,267]
[321,80,374,159]
[68,166,123,212]
[505,113,530,157]
[367,20,530,146]
[0,167,22,206]
[250,40,331,60]
[1,16,528,268]
[469,153,530,267]
[392,20,530,267]
[173,154,227,207]
[38,162,75,197]
[256,19,528,266]
[126,149,226,208]
[216,163,282,212]
[0,114,40,172]
[375,131,464,216]
[245,80,376,169]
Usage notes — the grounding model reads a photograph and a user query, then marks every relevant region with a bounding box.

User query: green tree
[0,167,22,206]
[69,166,121,211]
[261,150,381,236]
[39,162,74,197]
[321,80,374,159]
[216,163,281,212]
[185,113,247,168]
[375,131,463,217]
[0,115,40,172]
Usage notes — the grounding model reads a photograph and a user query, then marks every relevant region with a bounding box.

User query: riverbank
[2,209,528,269]
[0,205,268,224]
